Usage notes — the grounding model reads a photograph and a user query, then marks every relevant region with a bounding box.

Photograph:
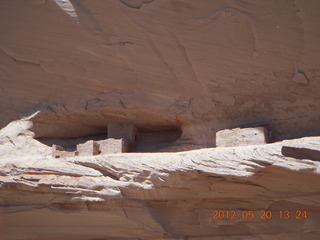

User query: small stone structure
[77,140,100,156]
[52,144,77,158]
[51,123,138,158]
[108,123,139,142]
[52,139,129,158]
[99,138,128,154]
[216,127,268,147]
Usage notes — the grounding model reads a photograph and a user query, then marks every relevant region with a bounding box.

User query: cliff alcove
[30,106,184,152]
[36,126,183,153]
[1,0,320,239]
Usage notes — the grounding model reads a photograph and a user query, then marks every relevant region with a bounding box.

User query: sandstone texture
[108,124,139,143]
[0,0,320,146]
[77,140,100,156]
[216,127,268,147]
[52,144,77,158]
[0,119,320,239]
[1,0,320,239]
[99,138,129,154]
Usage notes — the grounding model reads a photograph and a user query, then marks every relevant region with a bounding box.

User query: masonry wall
[216,127,268,147]
[77,140,100,156]
[98,139,128,154]
[108,124,139,142]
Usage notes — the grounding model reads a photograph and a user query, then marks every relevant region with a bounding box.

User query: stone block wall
[216,127,268,147]
[77,140,100,156]
[98,138,128,154]
[108,123,139,142]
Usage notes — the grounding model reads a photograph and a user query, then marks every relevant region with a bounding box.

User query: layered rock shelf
[1,0,320,239]
[0,117,319,239]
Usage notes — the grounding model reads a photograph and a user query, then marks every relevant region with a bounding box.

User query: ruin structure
[216,127,269,147]
[2,0,320,238]
[52,138,129,158]
[99,138,128,154]
[108,123,139,142]
[52,144,77,158]
[77,140,100,156]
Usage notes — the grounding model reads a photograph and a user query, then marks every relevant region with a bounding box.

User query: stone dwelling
[216,127,269,147]
[52,123,137,158]
[52,125,269,158]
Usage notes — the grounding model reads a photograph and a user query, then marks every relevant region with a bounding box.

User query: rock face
[0,120,320,239]
[1,0,320,147]
[1,0,320,239]
[0,119,320,240]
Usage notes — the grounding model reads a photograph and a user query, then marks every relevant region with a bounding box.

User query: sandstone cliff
[1,0,320,239]
[0,119,320,239]
[1,0,320,146]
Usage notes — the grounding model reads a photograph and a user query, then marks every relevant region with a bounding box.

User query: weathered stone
[1,134,320,240]
[52,144,77,158]
[1,0,320,239]
[292,72,309,85]
[1,0,320,145]
[76,140,99,156]
[98,138,128,154]
[108,123,139,142]
[216,127,268,147]
[282,146,320,161]
[52,144,64,151]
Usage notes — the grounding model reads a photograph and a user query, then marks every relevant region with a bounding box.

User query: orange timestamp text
[211,210,307,220]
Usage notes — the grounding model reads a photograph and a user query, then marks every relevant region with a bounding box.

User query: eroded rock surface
[216,127,268,147]
[1,0,320,239]
[1,0,320,145]
[0,118,320,239]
